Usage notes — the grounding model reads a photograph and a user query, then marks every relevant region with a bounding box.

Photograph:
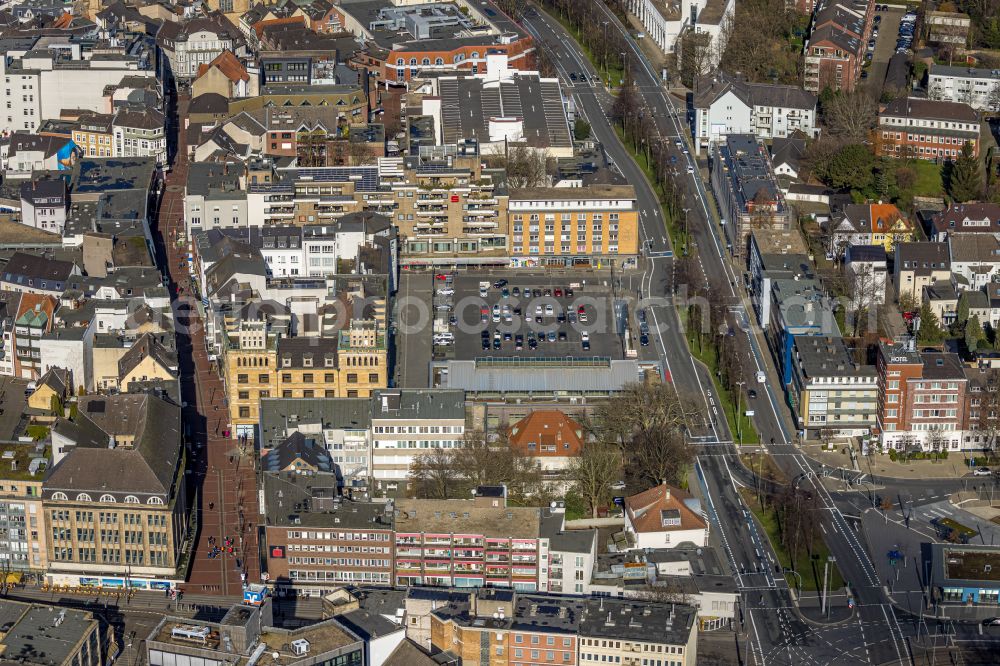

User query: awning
[5,572,22,584]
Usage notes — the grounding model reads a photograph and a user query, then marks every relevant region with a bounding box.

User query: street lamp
[822,555,837,618]
[602,21,609,76]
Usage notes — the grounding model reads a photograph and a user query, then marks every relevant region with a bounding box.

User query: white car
[581,331,590,342]
[611,481,626,490]
[973,467,993,477]
[545,304,554,316]
[436,288,454,296]
[686,166,694,174]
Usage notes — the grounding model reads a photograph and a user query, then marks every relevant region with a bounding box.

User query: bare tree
[568,441,621,518]
[484,144,548,188]
[845,261,881,337]
[821,91,878,142]
[448,429,544,502]
[627,427,694,489]
[973,371,1000,453]
[408,448,461,499]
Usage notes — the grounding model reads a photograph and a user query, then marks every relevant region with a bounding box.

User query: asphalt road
[518,3,936,663]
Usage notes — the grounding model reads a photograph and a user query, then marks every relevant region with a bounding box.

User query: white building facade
[928,64,1000,112]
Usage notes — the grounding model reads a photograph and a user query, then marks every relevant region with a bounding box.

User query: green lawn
[743,489,845,592]
[685,328,760,445]
[909,160,944,197]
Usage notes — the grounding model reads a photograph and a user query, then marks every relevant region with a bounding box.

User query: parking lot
[864,5,906,94]
[429,271,626,360]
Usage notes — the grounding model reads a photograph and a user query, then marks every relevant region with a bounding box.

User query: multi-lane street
[516,2,1000,663]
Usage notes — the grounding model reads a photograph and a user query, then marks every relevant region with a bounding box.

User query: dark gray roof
[438,74,571,150]
[258,397,372,450]
[19,178,66,205]
[845,244,887,264]
[261,432,333,473]
[0,602,98,666]
[578,598,696,645]
[540,508,596,554]
[337,609,401,641]
[895,242,951,273]
[117,332,177,380]
[277,336,339,369]
[881,96,978,122]
[695,71,816,111]
[44,393,182,499]
[262,471,393,529]
[371,389,466,421]
[1,251,75,284]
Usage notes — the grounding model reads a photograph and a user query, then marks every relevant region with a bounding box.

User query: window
[124,495,139,504]
[258,374,269,383]
[368,373,379,383]
[76,493,92,502]
[99,494,116,503]
[347,374,358,383]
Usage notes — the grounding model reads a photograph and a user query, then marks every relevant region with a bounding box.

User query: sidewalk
[802,442,975,480]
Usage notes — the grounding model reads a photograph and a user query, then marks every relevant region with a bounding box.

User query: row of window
[49,492,163,505]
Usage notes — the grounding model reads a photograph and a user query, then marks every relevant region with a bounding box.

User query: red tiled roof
[507,410,584,457]
[196,50,249,83]
[624,484,707,533]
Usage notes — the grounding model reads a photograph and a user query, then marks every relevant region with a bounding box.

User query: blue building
[765,277,839,385]
[930,543,1000,605]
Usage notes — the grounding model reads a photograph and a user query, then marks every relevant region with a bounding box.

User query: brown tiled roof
[196,49,249,83]
[625,484,707,534]
[507,410,583,457]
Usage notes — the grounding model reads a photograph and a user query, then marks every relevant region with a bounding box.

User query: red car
[435,273,450,280]
[554,288,563,297]
[577,305,586,314]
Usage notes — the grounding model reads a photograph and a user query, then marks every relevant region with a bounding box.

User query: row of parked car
[895,10,917,55]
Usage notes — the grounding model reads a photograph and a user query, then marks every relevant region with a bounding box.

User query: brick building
[876,97,979,162]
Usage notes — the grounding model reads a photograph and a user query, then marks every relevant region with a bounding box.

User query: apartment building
[226,319,388,438]
[710,134,790,258]
[507,186,640,267]
[246,166,375,228]
[261,471,394,595]
[73,114,115,159]
[877,343,968,451]
[0,442,48,572]
[224,320,280,438]
[276,325,388,400]
[930,203,1000,241]
[693,72,818,154]
[627,0,734,69]
[19,179,67,234]
[803,1,869,93]
[370,390,467,492]
[430,589,583,666]
[928,65,1000,111]
[876,97,980,162]
[112,109,167,164]
[44,394,187,589]
[378,157,510,265]
[394,491,546,591]
[829,202,914,256]
[541,508,597,596]
[156,13,248,80]
[0,42,154,134]
[183,162,247,237]
[13,294,57,380]
[578,598,698,666]
[893,242,952,303]
[788,336,878,440]
[767,277,840,384]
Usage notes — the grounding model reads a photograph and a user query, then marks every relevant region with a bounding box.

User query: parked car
[611,481,627,490]
[640,334,649,346]
[436,288,454,296]
[974,467,992,476]
[512,286,521,297]
[558,331,567,341]
[493,279,508,289]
